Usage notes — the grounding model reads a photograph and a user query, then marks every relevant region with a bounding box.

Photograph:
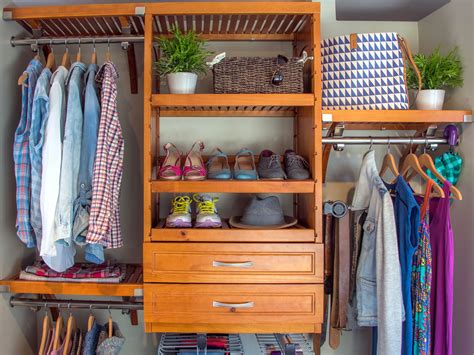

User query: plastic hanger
[401,140,445,198]
[108,305,113,338]
[63,304,76,355]
[39,304,52,355]
[91,39,97,65]
[76,38,81,63]
[61,39,71,69]
[46,40,55,71]
[105,38,111,62]
[87,304,95,331]
[379,138,399,183]
[53,304,63,351]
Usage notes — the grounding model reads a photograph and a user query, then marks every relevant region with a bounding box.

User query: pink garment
[428,181,454,355]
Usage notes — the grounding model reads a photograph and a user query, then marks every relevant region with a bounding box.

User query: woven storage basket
[213,57,304,94]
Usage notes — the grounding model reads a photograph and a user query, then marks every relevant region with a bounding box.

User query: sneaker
[257,150,287,180]
[285,149,310,180]
[165,196,192,228]
[193,194,222,228]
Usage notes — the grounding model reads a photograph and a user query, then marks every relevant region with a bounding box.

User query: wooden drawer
[143,243,323,283]
[144,284,323,328]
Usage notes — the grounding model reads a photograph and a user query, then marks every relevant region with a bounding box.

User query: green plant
[155,26,213,76]
[407,47,463,90]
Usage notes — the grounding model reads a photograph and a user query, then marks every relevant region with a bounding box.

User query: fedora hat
[229,195,297,229]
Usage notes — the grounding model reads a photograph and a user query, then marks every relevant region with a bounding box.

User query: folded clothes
[19,269,126,283]
[25,261,123,279]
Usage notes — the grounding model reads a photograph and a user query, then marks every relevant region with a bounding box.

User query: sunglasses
[271,55,289,86]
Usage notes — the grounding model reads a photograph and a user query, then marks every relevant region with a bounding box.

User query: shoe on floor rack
[165,195,192,228]
[257,149,287,180]
[193,194,222,228]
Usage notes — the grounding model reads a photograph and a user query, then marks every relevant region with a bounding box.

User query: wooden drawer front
[144,284,323,325]
[143,243,323,283]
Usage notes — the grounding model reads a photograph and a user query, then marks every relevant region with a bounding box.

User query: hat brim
[228,215,298,229]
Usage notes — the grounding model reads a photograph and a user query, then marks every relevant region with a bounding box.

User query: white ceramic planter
[415,89,446,110]
[167,72,198,94]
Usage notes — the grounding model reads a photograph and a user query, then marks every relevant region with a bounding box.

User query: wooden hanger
[379,139,400,183]
[39,305,52,355]
[63,305,76,355]
[108,306,113,338]
[87,305,95,331]
[45,40,55,70]
[76,39,82,63]
[61,40,71,69]
[17,41,41,86]
[105,38,111,62]
[53,306,63,351]
[402,149,445,198]
[91,39,97,65]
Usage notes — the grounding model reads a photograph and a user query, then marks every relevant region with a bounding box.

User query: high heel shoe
[183,141,206,180]
[159,143,182,180]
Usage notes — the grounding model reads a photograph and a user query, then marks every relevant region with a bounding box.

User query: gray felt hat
[229,195,297,229]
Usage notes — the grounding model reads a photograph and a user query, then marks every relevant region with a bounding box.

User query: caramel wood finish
[151,180,315,193]
[144,243,323,283]
[160,108,295,117]
[323,109,472,123]
[144,284,323,324]
[3,4,139,19]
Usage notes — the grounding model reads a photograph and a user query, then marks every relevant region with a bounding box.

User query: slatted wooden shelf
[159,106,297,117]
[151,219,315,242]
[0,265,143,297]
[150,180,315,193]
[322,110,473,123]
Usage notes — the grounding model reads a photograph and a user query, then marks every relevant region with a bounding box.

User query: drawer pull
[212,261,253,268]
[212,301,254,309]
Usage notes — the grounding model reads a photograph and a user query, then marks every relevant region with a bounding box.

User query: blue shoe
[234,148,258,180]
[206,148,231,180]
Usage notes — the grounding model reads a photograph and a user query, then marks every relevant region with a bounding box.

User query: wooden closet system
[1,2,472,352]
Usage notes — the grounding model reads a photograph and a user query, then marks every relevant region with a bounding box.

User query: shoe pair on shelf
[159,141,206,181]
[165,194,222,228]
[257,149,310,180]
[207,148,258,180]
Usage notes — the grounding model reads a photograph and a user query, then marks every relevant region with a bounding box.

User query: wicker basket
[213,56,304,94]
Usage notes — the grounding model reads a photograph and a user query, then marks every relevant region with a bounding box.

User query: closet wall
[419,0,473,353]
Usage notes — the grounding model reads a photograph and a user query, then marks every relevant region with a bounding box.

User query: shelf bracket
[322,123,344,183]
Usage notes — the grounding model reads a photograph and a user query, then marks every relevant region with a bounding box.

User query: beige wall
[419,1,474,354]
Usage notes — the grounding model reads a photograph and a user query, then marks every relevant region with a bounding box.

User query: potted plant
[155,26,212,94]
[407,47,463,110]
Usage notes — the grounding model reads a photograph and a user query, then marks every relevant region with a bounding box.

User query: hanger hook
[108,305,112,317]
[387,138,391,153]
[44,302,48,316]
[424,138,428,154]
[65,39,68,53]
[107,38,110,52]
[93,38,96,53]
[78,38,81,51]
[410,137,414,152]
[50,39,54,53]
[369,136,373,150]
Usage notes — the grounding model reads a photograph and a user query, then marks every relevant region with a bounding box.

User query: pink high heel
[183,141,206,180]
[159,143,182,180]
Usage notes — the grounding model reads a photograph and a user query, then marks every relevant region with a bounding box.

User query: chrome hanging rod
[9,297,143,311]
[10,35,144,47]
[322,137,449,145]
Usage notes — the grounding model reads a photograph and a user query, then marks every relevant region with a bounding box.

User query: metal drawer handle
[212,301,254,309]
[212,261,253,268]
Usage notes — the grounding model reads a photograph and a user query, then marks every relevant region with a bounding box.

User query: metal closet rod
[10,297,143,311]
[322,137,450,145]
[10,36,144,47]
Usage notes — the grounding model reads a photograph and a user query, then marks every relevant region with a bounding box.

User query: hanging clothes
[40,65,76,272]
[87,61,124,249]
[96,322,126,355]
[385,176,420,355]
[29,67,52,251]
[352,150,403,355]
[412,180,433,355]
[72,63,105,264]
[14,58,43,248]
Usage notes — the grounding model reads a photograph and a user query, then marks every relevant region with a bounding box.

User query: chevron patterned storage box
[321,32,410,110]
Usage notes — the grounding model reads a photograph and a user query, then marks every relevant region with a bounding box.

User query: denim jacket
[72,63,104,263]
[29,68,52,251]
[54,62,86,246]
[352,150,403,355]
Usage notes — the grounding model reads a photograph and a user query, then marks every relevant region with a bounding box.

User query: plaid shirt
[427,152,463,186]
[86,62,124,248]
[25,260,123,279]
[14,59,43,248]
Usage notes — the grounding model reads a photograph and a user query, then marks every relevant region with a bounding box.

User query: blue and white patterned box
[321,32,409,110]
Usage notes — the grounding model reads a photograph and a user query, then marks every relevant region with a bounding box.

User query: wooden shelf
[150,180,315,193]
[151,220,315,242]
[0,265,143,297]
[322,109,473,123]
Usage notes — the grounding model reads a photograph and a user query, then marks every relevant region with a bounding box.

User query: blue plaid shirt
[14,59,43,248]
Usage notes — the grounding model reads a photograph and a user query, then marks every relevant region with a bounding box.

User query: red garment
[25,261,122,279]
[86,62,124,248]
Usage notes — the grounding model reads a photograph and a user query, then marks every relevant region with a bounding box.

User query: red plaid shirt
[25,261,122,279]
[86,62,124,248]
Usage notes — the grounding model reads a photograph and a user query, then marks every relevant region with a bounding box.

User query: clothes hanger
[46,39,55,71]
[87,304,95,331]
[17,40,40,86]
[62,304,76,355]
[416,140,462,200]
[105,38,111,62]
[379,138,399,183]
[108,305,113,338]
[91,39,97,65]
[401,139,445,198]
[61,39,71,69]
[39,303,52,355]
[76,38,81,63]
[53,304,63,351]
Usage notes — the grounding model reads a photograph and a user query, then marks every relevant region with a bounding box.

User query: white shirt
[40,66,75,271]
